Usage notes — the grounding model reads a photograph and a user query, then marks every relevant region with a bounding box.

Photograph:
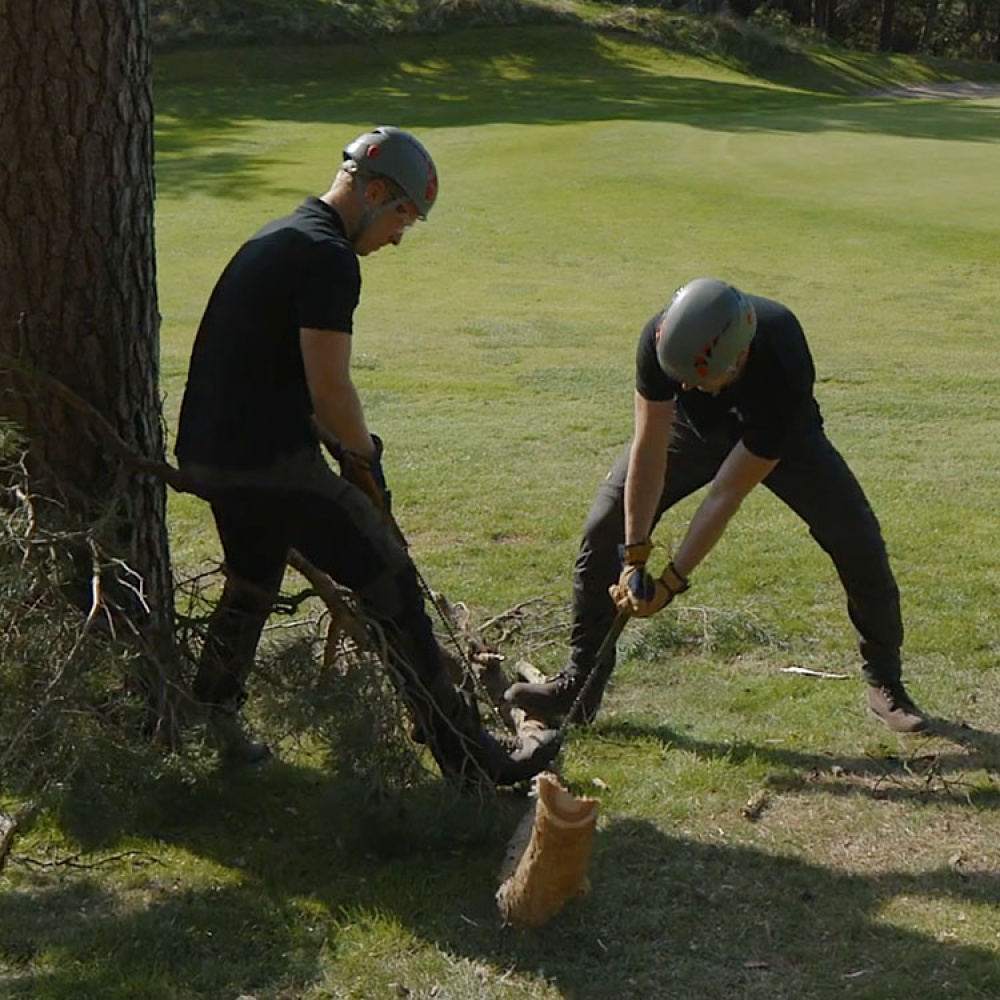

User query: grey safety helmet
[655,278,757,385]
[342,126,439,219]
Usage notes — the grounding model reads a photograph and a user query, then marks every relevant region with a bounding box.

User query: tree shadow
[595,715,1000,809]
[5,765,1000,997]
[0,878,308,999]
[493,816,1000,997]
[152,27,1000,199]
[928,717,1000,759]
[1,762,527,996]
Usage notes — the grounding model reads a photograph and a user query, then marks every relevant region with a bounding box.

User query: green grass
[5,23,1000,1000]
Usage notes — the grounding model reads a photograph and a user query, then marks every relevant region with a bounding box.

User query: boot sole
[868,708,928,734]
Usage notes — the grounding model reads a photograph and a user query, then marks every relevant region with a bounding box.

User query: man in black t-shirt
[506,278,926,733]
[176,126,558,786]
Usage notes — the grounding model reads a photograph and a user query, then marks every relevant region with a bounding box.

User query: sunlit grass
[4,24,999,1000]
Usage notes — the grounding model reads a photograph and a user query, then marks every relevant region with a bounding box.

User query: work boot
[206,707,273,765]
[421,688,561,788]
[505,664,608,727]
[866,681,927,733]
[432,723,562,789]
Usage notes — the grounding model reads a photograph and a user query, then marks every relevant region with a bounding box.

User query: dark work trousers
[186,449,466,743]
[570,415,904,689]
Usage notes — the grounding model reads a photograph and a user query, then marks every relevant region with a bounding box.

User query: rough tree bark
[0,3,176,709]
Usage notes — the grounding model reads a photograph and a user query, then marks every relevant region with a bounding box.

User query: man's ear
[363,176,388,206]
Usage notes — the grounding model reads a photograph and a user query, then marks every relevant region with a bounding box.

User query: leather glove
[609,540,690,617]
[337,434,393,521]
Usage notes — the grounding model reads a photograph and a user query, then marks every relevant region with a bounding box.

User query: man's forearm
[672,441,776,577]
[624,441,667,545]
[672,492,740,578]
[313,382,373,458]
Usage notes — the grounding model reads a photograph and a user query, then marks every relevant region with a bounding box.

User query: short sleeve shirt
[176,198,361,469]
[635,295,821,459]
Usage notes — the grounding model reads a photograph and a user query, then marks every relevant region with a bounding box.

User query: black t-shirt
[635,295,821,459]
[175,197,361,469]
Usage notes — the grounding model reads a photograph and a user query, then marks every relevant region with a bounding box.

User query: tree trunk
[0,3,175,677]
[812,0,834,34]
[918,0,938,50]
[879,0,897,49]
[965,0,983,49]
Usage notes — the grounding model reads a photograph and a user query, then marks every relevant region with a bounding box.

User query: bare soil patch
[866,80,1000,99]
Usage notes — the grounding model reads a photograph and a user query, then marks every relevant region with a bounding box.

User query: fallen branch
[0,348,196,496]
[286,549,369,658]
[780,666,849,680]
[10,849,163,871]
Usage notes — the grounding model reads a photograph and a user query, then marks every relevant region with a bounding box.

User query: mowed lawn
[4,26,999,1000]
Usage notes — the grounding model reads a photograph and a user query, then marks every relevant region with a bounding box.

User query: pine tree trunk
[0,2,176,699]
[918,0,939,51]
[879,0,897,49]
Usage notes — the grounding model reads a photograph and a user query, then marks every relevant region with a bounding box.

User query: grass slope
[4,24,1000,1000]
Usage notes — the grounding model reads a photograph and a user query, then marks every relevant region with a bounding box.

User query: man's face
[354,178,420,256]
[685,370,733,394]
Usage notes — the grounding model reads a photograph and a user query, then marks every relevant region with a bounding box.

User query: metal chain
[387,512,513,733]
[411,564,514,733]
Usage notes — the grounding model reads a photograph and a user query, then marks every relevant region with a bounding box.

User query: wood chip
[514,660,548,685]
[0,812,17,873]
[741,791,770,821]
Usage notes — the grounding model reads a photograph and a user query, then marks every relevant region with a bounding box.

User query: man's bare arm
[672,442,778,577]
[300,327,374,458]
[624,392,675,546]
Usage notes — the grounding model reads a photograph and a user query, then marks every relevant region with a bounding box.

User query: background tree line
[146,0,1000,60]
[712,0,1000,58]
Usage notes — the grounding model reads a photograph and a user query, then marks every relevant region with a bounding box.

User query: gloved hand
[338,434,393,521]
[608,540,689,617]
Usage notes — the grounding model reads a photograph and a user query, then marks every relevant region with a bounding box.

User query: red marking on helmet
[425,168,438,204]
[692,331,723,377]
[697,333,720,362]
[366,145,381,159]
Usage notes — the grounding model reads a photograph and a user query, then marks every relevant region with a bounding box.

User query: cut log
[496,772,599,928]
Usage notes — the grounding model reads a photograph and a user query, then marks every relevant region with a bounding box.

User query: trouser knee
[194,574,276,707]
[570,498,625,672]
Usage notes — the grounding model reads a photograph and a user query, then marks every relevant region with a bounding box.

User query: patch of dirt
[865,81,1000,99]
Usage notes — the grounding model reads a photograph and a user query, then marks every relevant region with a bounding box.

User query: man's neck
[320,187,361,243]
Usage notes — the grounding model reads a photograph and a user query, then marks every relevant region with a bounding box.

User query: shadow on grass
[4,761,999,997]
[153,27,1000,199]
[0,879,309,1000]
[928,717,1000,759]
[598,715,1000,809]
